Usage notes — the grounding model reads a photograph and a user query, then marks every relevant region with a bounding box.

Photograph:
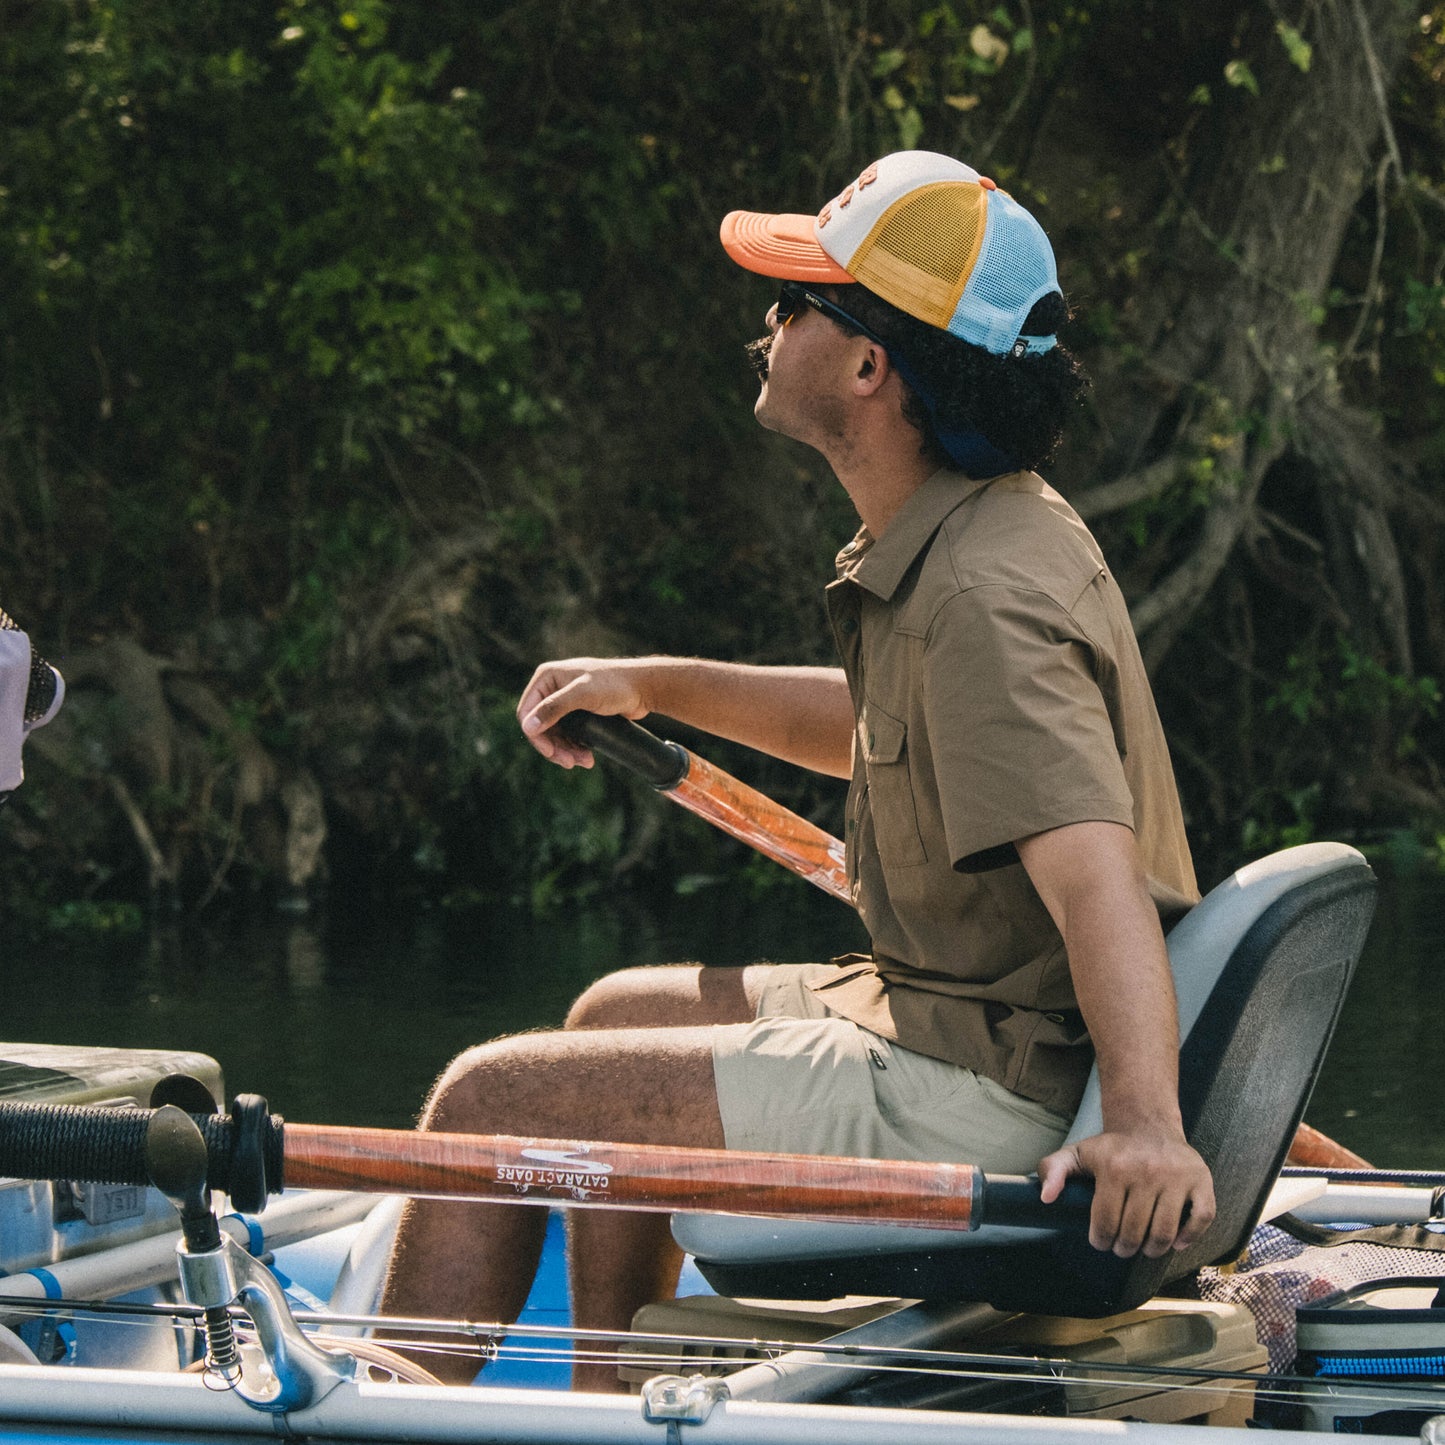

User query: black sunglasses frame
[776,282,888,348]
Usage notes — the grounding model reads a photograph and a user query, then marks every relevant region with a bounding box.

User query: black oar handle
[558,710,689,790]
[0,1097,283,1212]
[982,1175,1094,1229]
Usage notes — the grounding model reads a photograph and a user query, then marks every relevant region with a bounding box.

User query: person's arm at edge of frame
[517,656,855,780]
[1021,819,1217,1258]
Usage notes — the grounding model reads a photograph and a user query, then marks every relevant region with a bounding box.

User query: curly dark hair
[824,284,1089,476]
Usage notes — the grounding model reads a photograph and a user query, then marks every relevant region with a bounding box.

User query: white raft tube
[0,1363,1358,1445]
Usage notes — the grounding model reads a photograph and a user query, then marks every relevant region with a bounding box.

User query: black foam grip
[980,1174,1094,1230]
[0,1099,284,1198]
[557,712,688,790]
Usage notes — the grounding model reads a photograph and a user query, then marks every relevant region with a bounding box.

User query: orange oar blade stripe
[284,1123,979,1229]
[670,755,850,904]
[1286,1120,1373,1170]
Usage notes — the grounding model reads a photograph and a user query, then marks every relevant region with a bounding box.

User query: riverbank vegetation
[3,0,1443,920]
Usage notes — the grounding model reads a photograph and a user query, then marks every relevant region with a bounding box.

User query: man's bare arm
[1018,820,1216,1258]
[517,656,855,779]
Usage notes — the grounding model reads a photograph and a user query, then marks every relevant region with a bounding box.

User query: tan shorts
[712,963,1071,1171]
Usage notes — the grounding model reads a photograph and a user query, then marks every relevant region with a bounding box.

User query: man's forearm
[1018,821,1184,1134]
[519,656,855,779]
[636,659,853,778]
[1022,820,1216,1256]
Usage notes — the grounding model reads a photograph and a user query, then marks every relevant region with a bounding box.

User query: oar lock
[0,1080,285,1219]
[0,1082,354,1408]
[144,1079,282,1217]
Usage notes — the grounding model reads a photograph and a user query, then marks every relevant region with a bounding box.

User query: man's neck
[830,445,937,537]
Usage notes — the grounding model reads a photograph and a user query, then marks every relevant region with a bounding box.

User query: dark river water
[2,854,1441,1167]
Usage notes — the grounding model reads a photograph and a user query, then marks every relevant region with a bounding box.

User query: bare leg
[551,971,780,1387]
[563,963,770,1031]
[567,1209,685,1392]
[381,965,768,1387]
[558,965,775,1389]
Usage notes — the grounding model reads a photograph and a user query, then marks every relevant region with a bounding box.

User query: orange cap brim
[720,210,854,283]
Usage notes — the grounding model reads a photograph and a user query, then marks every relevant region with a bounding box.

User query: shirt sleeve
[922,584,1135,869]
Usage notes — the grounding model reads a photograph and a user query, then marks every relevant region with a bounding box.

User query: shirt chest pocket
[860,703,928,869]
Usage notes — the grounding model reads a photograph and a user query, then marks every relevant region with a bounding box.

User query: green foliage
[44,899,146,936]
[1241,782,1322,854]
[2,0,1444,909]
[266,499,412,688]
[1236,636,1442,858]
[1333,5,1445,457]
[1223,58,1259,96]
[1266,638,1439,747]
[0,0,539,627]
[460,697,631,911]
[1274,22,1313,74]
[268,0,539,440]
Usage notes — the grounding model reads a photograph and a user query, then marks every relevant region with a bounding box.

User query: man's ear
[853,340,891,395]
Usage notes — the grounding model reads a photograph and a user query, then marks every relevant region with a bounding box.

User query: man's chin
[753,397,791,440]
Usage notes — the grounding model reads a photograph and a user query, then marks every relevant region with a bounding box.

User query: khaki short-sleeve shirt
[815,469,1199,1114]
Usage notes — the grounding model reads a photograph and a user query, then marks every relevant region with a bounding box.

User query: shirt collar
[837,468,1007,601]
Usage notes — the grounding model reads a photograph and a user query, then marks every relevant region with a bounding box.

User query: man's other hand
[1037,1130,1215,1258]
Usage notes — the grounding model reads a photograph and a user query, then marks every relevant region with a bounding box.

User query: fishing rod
[559,710,1375,1175]
[1280,1165,1445,1188]
[0,1093,1093,1233]
[4,1289,1441,1418]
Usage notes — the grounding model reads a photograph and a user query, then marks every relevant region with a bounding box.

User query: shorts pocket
[973,1072,1074,1133]
[867,1040,1070,1170]
[866,1036,974,1112]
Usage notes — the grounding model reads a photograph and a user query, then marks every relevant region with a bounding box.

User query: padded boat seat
[672,842,1378,1317]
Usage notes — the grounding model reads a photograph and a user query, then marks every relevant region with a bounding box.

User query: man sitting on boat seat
[381,150,1217,1390]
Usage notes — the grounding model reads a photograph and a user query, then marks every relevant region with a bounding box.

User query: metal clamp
[178,1234,355,1413]
[642,1373,729,1436]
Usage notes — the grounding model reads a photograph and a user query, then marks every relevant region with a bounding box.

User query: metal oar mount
[0,1093,1094,1233]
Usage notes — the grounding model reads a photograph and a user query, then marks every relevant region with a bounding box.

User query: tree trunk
[1077,0,1416,668]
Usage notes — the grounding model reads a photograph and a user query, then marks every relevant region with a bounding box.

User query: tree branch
[1072,456,1181,521]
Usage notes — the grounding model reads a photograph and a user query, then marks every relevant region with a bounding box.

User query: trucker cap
[720,150,1060,357]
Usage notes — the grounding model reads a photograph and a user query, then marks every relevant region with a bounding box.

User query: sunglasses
[775,282,887,347]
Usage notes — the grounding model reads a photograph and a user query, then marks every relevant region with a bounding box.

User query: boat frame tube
[0,1363,1356,1445]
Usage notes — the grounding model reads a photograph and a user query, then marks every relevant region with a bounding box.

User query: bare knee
[565,967,685,1030]
[420,1037,537,1131]
[565,964,757,1030]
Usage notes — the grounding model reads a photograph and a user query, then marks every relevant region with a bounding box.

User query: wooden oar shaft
[670,755,850,904]
[1285,1120,1373,1170]
[560,711,849,903]
[284,1123,979,1229]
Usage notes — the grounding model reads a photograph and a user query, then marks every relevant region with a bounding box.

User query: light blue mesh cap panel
[948,188,1060,353]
